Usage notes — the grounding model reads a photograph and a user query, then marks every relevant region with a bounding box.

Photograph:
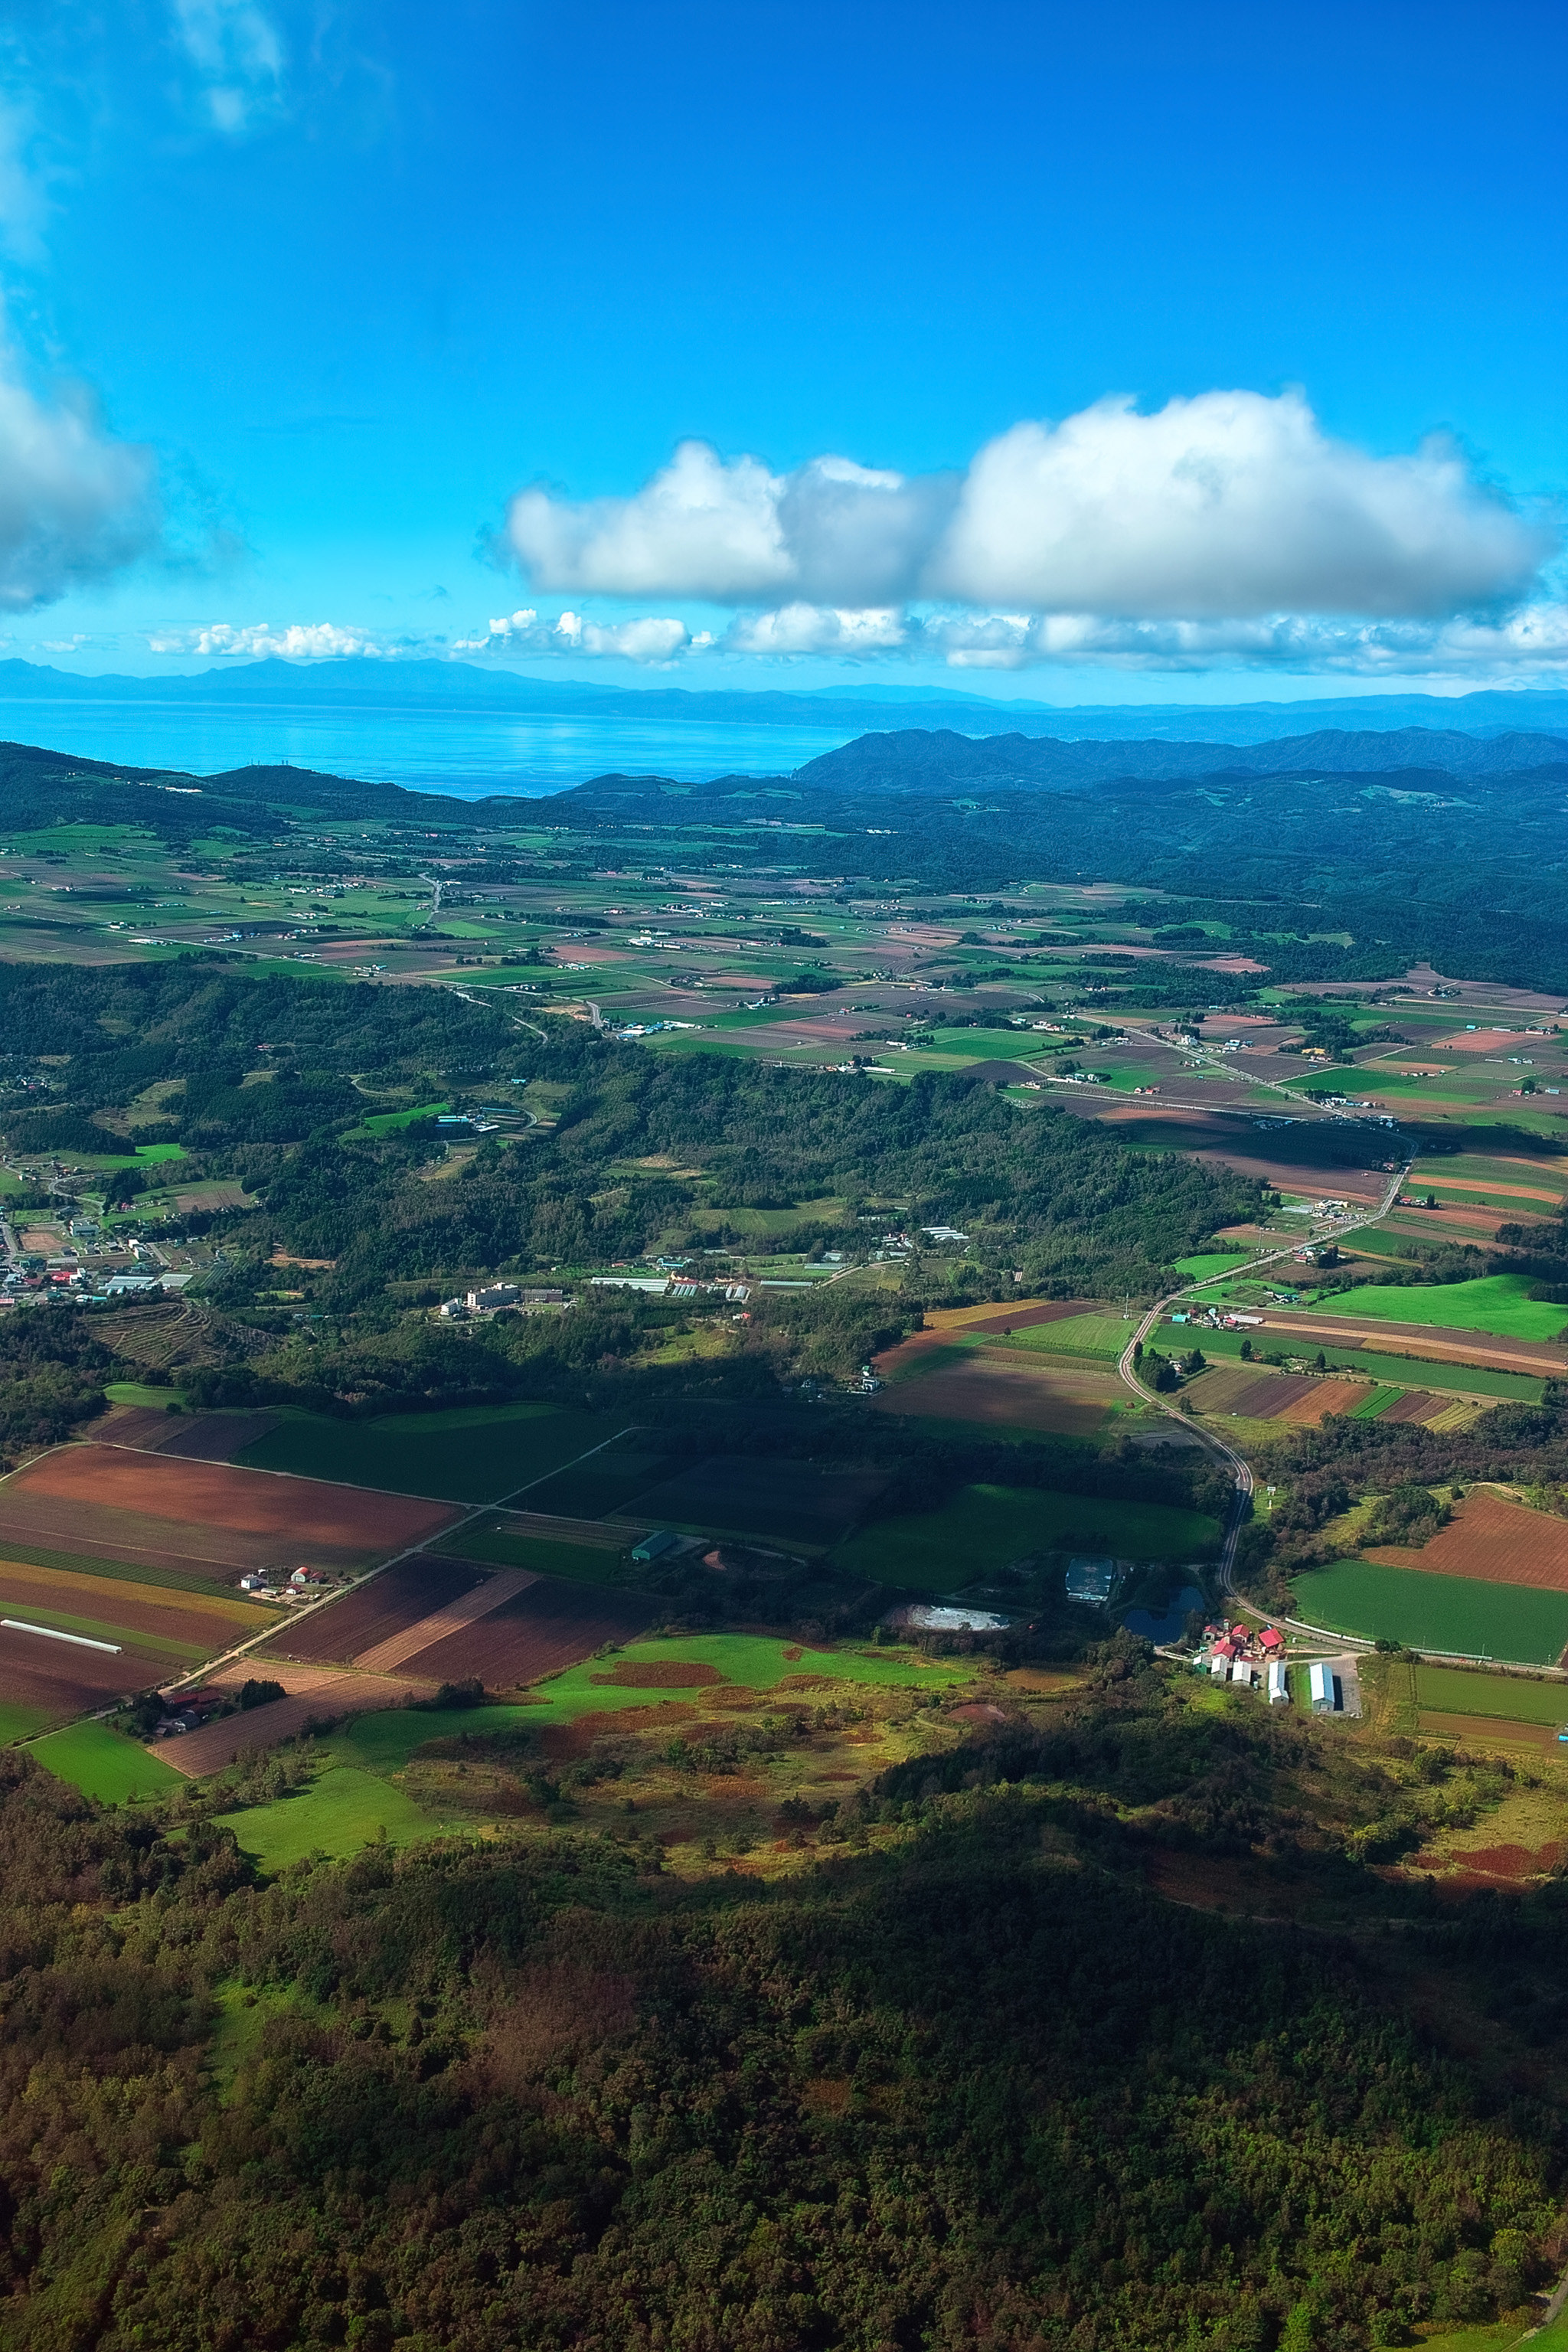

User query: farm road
[1116,1159,1413,1606]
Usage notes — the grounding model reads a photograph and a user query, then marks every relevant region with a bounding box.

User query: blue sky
[0,0,1561,699]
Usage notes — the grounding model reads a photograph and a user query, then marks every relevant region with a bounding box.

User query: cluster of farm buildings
[1197,1619,1290,1704]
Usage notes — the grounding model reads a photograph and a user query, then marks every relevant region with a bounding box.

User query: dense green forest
[0,1648,1563,2352]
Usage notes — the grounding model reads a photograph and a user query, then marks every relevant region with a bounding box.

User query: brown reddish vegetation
[590,1661,724,1689]
[1368,1490,1568,1588]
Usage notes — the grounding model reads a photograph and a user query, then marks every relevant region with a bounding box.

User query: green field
[352,1100,449,1135]
[1181,1324,1544,1398]
[104,1380,192,1410]
[1325,1274,1568,1344]
[434,1522,632,1582]
[1348,1386,1403,1419]
[31,1720,187,1804]
[1290,1560,1568,1664]
[239,1401,626,1502]
[215,1761,442,1868]
[1174,1252,1251,1279]
[834,1481,1223,1590]
[994,1311,1133,1361]
[1413,1664,1568,1726]
[0,1700,54,1743]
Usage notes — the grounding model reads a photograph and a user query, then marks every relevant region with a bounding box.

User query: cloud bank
[494,390,1566,673]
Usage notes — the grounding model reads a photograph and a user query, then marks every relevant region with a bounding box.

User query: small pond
[1119,1584,1208,1645]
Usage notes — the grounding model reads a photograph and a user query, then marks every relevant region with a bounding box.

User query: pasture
[1290,1560,1568,1664]
[1181,1323,1545,1398]
[1412,1665,1568,1726]
[1174,1252,1251,1279]
[31,1720,187,1805]
[993,1311,1135,1361]
[238,1401,624,1504]
[1326,1274,1568,1344]
[833,1481,1222,1590]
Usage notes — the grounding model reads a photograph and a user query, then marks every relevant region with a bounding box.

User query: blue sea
[0,699,857,799]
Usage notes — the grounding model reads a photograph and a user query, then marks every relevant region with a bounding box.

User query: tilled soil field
[0,1448,459,1580]
[1367,1489,1568,1589]
[871,1349,1121,1434]
[0,1639,147,1723]
[1374,1390,1453,1425]
[266,1555,492,1665]
[404,1576,658,1688]
[152,1413,282,1462]
[152,1665,425,1776]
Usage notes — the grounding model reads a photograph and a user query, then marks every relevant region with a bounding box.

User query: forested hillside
[0,1648,1562,2352]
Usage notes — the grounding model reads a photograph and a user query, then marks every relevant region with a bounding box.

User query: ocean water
[0,699,858,799]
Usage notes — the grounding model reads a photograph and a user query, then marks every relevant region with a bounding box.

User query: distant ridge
[0,655,1563,749]
[790,725,1568,792]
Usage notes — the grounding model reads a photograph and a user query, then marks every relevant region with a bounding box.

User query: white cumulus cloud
[456,607,693,664]
[726,603,907,656]
[170,0,286,134]
[503,390,1553,639]
[0,362,159,609]
[154,621,392,658]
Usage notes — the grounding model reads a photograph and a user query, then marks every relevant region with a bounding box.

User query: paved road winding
[1116,1158,1413,1603]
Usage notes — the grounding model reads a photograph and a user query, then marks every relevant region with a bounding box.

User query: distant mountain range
[0,655,1564,750]
[789,725,1568,792]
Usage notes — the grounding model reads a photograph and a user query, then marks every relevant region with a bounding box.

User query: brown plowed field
[871,1349,1120,1435]
[0,1641,147,1723]
[1375,1390,1450,1425]
[267,1555,491,1664]
[589,1661,723,1688]
[923,1298,1099,1335]
[1366,1490,1568,1588]
[1272,1378,1368,1425]
[1416,1711,1564,1752]
[152,1665,422,1776]
[405,1576,658,1688]
[0,1449,458,1579]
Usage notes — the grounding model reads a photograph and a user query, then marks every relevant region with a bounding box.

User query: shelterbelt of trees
[0,1643,1562,2352]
